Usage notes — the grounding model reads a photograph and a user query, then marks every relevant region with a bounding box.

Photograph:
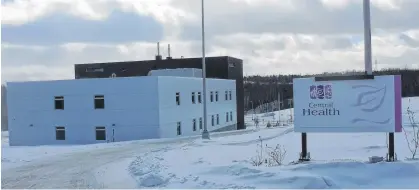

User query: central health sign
[293,75,402,133]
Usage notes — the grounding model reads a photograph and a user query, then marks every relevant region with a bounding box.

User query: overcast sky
[1,0,419,83]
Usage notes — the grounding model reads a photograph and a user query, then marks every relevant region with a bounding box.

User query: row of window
[54,95,104,110]
[175,111,234,135]
[176,90,233,105]
[54,90,233,110]
[55,126,106,140]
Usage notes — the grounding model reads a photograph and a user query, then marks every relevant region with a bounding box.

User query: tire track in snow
[1,129,255,189]
[1,141,191,189]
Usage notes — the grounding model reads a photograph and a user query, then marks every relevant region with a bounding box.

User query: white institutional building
[6,69,237,146]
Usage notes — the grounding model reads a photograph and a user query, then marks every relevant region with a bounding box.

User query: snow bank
[127,97,419,189]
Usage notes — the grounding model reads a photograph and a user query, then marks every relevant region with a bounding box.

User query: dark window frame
[95,126,106,140]
[193,119,197,131]
[54,96,64,110]
[55,126,65,140]
[226,112,229,122]
[176,92,180,105]
[94,95,105,109]
[198,92,202,103]
[177,122,182,135]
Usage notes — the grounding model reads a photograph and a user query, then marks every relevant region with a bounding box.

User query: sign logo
[310,85,332,99]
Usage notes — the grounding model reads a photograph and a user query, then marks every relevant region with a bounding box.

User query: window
[193,119,197,131]
[176,92,180,105]
[216,114,219,125]
[192,92,196,104]
[230,111,233,121]
[96,127,106,140]
[225,91,228,100]
[210,91,214,102]
[211,115,215,126]
[226,112,229,122]
[94,95,105,109]
[198,92,202,103]
[54,96,64,110]
[215,91,219,102]
[55,126,65,140]
[177,122,182,135]
[199,117,203,129]
[229,91,232,100]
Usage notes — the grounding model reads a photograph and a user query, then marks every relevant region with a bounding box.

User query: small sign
[293,75,402,133]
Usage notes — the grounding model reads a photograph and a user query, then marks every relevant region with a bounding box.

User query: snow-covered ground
[1,97,418,189]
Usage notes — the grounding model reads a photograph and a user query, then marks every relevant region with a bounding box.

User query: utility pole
[363,0,373,75]
[278,92,281,124]
[201,0,210,139]
[363,0,394,161]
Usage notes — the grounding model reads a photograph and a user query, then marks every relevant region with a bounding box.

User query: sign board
[293,75,402,133]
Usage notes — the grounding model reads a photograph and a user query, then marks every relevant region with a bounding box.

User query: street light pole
[250,101,254,119]
[362,0,395,161]
[201,0,210,139]
[363,0,373,75]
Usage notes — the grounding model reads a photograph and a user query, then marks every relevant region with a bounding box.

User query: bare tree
[403,98,419,160]
[265,144,287,166]
[250,136,264,166]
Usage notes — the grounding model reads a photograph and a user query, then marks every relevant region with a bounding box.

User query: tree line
[244,68,419,111]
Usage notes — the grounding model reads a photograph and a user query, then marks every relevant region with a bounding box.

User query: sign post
[293,75,402,162]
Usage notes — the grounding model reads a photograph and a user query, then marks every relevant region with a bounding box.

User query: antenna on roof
[167,44,172,60]
[155,42,162,60]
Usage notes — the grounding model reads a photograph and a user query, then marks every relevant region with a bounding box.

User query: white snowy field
[124,97,419,189]
[1,126,256,171]
[1,97,418,189]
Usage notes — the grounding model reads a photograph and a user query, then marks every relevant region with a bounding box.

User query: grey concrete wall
[210,123,237,133]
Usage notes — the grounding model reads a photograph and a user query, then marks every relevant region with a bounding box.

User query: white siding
[7,77,160,146]
[6,76,237,146]
[157,77,237,138]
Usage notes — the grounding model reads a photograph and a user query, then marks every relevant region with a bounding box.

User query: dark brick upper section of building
[74,56,245,130]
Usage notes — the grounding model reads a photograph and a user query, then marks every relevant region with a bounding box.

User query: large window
[216,114,219,125]
[229,91,232,100]
[211,115,215,126]
[94,95,105,109]
[199,117,203,129]
[176,92,180,105]
[198,92,202,103]
[215,91,219,102]
[55,126,65,140]
[177,122,182,135]
[225,91,228,100]
[192,92,196,104]
[193,119,197,131]
[210,91,214,102]
[96,127,106,140]
[54,96,64,110]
